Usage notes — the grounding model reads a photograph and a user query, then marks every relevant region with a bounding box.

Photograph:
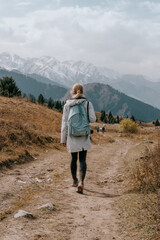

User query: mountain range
[0,52,160,109]
[0,68,67,100]
[0,52,160,122]
[62,83,160,123]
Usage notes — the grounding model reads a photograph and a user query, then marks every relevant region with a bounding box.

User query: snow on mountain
[0,52,159,109]
[0,52,120,87]
[0,52,25,70]
[97,66,121,80]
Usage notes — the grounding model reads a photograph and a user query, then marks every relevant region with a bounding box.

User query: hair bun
[71,83,83,99]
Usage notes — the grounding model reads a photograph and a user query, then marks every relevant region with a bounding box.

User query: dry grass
[14,184,42,209]
[116,130,160,240]
[124,127,160,193]
[117,192,159,240]
[0,209,12,221]
[0,96,63,167]
[130,146,160,192]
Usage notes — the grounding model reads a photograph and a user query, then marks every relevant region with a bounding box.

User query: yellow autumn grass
[0,96,63,166]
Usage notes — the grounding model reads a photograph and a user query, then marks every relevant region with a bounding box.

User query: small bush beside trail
[120,118,138,133]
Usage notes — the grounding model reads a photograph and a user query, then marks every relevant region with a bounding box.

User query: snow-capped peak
[0,52,120,87]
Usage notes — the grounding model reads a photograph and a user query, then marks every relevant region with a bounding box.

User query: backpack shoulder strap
[87,101,90,122]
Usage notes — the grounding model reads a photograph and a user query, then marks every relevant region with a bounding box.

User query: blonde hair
[71,83,83,99]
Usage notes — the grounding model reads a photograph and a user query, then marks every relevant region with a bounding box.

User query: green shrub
[120,118,138,133]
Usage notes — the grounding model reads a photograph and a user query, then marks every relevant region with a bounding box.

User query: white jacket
[61,98,96,153]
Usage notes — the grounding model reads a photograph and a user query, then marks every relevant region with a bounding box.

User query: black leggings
[71,150,87,184]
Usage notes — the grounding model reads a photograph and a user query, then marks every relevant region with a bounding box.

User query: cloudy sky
[0,0,160,79]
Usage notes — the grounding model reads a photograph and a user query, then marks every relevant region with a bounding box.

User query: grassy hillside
[0,96,63,168]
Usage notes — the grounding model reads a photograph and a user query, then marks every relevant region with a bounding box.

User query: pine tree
[38,94,45,105]
[104,117,108,123]
[131,115,136,121]
[100,110,106,122]
[111,118,116,124]
[0,76,21,97]
[28,94,36,103]
[48,97,54,109]
[54,101,63,112]
[155,119,160,126]
[54,101,59,110]
[117,115,120,124]
[108,111,113,124]
[59,101,63,112]
[22,93,27,98]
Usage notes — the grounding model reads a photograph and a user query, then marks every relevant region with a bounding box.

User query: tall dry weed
[118,129,160,239]
[130,145,160,192]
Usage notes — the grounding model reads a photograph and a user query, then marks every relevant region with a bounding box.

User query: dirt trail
[0,136,135,240]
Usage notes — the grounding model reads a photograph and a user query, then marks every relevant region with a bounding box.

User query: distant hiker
[61,83,96,194]
[102,127,105,133]
[97,126,100,132]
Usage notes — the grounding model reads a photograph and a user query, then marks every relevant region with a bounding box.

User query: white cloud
[140,1,160,13]
[0,2,160,79]
[16,2,32,6]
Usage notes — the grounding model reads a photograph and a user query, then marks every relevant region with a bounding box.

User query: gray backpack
[68,101,90,137]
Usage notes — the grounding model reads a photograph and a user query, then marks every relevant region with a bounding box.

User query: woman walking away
[61,83,96,194]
